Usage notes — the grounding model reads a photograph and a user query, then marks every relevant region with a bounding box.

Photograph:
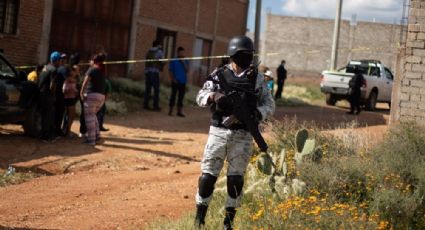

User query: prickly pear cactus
[295,139,316,165]
[296,129,309,153]
[257,153,274,175]
[250,128,321,199]
[277,149,287,176]
[312,147,323,163]
[291,179,307,195]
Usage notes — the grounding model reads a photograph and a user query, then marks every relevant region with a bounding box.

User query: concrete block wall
[391,0,425,125]
[263,14,401,74]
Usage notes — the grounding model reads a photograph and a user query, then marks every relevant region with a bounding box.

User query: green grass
[275,83,325,107]
[0,168,41,187]
[107,78,199,115]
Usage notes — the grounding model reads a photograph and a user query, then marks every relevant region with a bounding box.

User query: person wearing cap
[194,35,275,229]
[79,53,106,146]
[38,51,61,143]
[264,69,274,95]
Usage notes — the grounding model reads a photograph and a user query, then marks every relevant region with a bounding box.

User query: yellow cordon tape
[15,45,401,70]
[15,54,231,70]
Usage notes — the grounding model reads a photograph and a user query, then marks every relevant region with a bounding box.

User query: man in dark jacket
[275,60,287,100]
[38,51,61,142]
[347,67,365,115]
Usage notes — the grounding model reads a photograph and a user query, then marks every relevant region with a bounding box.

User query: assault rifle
[216,65,268,152]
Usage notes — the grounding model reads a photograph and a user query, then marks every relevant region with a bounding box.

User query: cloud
[282,0,403,23]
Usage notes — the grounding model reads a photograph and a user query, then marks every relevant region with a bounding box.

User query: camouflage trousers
[196,126,253,208]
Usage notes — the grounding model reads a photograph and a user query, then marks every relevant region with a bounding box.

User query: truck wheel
[325,93,337,106]
[23,103,42,137]
[366,91,378,111]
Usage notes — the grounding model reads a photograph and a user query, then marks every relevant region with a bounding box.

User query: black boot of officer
[223,207,236,230]
[195,204,208,227]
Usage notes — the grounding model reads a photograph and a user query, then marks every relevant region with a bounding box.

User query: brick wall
[0,0,45,66]
[263,14,401,74]
[391,0,425,125]
[0,0,249,80]
[131,0,248,83]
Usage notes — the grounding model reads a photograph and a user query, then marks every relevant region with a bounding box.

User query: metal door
[50,0,133,77]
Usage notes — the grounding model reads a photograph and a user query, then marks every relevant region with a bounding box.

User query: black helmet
[227,36,254,56]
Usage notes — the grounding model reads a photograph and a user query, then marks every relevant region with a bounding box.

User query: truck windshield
[0,57,15,78]
[346,64,380,76]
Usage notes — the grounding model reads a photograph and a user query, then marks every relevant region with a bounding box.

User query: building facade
[0,0,249,84]
[262,14,402,74]
[391,0,425,125]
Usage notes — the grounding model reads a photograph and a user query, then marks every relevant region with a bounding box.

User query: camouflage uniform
[195,64,275,208]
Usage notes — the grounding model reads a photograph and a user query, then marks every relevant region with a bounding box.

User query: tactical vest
[211,67,258,129]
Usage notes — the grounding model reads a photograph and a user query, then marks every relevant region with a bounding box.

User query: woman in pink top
[62,66,79,136]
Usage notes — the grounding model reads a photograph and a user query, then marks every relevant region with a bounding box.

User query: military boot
[223,207,236,230]
[195,204,208,228]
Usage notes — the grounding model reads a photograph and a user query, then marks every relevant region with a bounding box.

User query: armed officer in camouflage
[194,36,275,229]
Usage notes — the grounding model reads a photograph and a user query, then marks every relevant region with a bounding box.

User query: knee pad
[198,173,218,198]
[227,175,244,199]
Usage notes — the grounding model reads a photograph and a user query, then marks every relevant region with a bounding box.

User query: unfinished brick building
[391,0,425,125]
[0,0,249,83]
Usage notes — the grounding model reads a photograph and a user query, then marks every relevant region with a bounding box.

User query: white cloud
[282,0,403,24]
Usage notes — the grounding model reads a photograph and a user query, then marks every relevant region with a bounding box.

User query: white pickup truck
[320,60,394,110]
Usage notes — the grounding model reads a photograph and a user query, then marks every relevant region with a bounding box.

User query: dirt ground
[0,101,390,229]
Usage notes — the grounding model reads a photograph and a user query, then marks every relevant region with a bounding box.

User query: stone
[409,24,421,32]
[406,72,422,79]
[412,63,425,72]
[413,48,425,57]
[406,55,422,63]
[407,41,425,49]
[400,93,410,101]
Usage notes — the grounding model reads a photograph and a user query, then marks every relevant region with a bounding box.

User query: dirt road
[0,104,389,229]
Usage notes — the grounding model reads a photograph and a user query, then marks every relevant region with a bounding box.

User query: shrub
[148,121,425,230]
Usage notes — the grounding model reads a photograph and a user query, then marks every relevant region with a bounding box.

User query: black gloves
[213,92,232,112]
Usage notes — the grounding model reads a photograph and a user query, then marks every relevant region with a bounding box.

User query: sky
[247,0,406,32]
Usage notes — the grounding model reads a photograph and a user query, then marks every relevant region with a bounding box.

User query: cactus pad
[257,153,274,175]
[296,129,309,152]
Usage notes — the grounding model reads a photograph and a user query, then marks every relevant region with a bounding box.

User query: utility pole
[254,0,262,62]
[330,0,343,71]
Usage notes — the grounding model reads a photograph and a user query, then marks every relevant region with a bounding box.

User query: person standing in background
[168,46,189,117]
[97,77,111,131]
[80,53,106,146]
[347,66,365,115]
[144,40,164,111]
[264,69,274,95]
[275,60,287,100]
[38,51,61,143]
[62,66,79,137]
[54,53,69,136]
